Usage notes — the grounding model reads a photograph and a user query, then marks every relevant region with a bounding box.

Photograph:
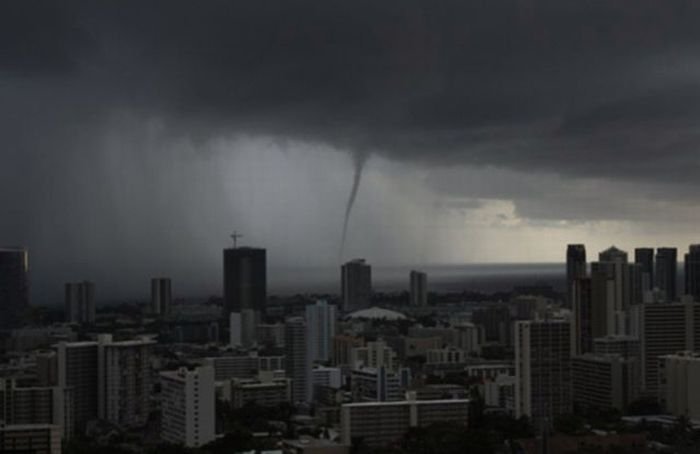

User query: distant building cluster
[3,241,700,452]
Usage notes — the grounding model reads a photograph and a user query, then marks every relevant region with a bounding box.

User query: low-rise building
[340,396,470,447]
[464,362,515,381]
[282,437,350,454]
[426,347,469,365]
[412,384,468,401]
[350,340,396,370]
[483,374,516,414]
[222,371,292,408]
[203,353,285,381]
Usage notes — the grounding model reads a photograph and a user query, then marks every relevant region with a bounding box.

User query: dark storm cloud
[4,0,700,183]
[4,0,700,301]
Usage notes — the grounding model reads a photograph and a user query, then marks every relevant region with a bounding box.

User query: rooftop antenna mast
[230,231,243,248]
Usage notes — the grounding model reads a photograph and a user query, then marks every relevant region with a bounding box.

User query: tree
[626,397,661,415]
[553,413,585,435]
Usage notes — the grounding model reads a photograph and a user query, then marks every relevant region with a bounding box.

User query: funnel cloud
[339,152,369,260]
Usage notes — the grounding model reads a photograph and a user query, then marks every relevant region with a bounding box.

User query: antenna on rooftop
[230,231,243,248]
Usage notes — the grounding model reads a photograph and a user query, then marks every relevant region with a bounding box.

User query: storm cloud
[3,0,700,301]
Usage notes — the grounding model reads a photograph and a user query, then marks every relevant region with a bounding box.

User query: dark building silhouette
[341,259,372,312]
[634,248,654,293]
[65,281,95,324]
[590,246,639,337]
[655,248,677,302]
[223,247,267,316]
[409,270,427,307]
[151,277,172,316]
[0,247,29,330]
[571,277,593,355]
[472,304,512,346]
[285,316,310,403]
[566,244,587,308]
[685,245,700,302]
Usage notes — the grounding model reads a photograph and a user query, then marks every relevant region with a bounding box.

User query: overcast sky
[3,1,700,302]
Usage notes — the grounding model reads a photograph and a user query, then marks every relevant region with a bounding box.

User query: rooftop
[346,306,407,321]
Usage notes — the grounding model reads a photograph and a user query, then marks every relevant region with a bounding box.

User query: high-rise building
[160,366,216,448]
[409,270,427,307]
[306,300,336,363]
[570,277,592,356]
[285,317,311,403]
[655,248,678,302]
[630,300,700,396]
[599,246,628,263]
[515,320,572,430]
[0,247,29,330]
[0,378,72,438]
[150,277,171,316]
[64,281,95,324]
[97,334,154,428]
[340,396,470,448]
[453,323,485,355]
[351,366,411,402]
[229,312,242,347]
[341,259,371,312]
[472,305,512,346]
[223,246,266,316]
[228,310,259,348]
[256,323,285,348]
[685,245,700,302]
[634,248,654,293]
[572,354,639,412]
[240,309,260,348]
[566,245,587,308]
[590,246,640,337]
[658,352,700,421]
[332,334,365,367]
[0,424,62,454]
[350,339,397,370]
[593,335,640,361]
[56,335,154,435]
[56,341,98,435]
[312,366,343,391]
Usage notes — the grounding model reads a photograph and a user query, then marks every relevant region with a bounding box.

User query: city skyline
[4,241,700,305]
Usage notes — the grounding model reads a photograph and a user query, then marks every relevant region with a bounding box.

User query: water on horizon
[269,262,566,295]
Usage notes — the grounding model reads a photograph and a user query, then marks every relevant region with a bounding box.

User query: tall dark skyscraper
[151,277,172,316]
[655,247,678,302]
[65,281,96,324]
[341,259,372,312]
[223,246,267,316]
[566,244,586,308]
[634,248,654,293]
[685,245,700,302]
[571,277,593,356]
[0,247,29,330]
[285,316,310,403]
[409,270,427,307]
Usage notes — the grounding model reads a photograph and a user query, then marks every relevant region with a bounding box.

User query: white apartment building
[160,366,216,448]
